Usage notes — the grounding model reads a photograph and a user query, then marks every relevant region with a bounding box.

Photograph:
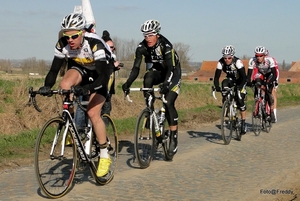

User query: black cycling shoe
[240,120,247,135]
[168,131,178,156]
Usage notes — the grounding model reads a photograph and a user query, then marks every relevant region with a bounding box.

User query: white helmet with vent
[254,46,267,55]
[140,19,161,34]
[61,13,86,30]
[222,45,235,56]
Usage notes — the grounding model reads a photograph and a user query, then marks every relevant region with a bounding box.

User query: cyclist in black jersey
[122,19,182,157]
[38,13,114,177]
[213,45,247,135]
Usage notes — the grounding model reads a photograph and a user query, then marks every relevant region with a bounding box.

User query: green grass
[0,80,15,94]
[0,129,38,162]
[1,82,300,163]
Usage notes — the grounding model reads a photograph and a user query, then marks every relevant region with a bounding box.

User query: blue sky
[1,0,300,64]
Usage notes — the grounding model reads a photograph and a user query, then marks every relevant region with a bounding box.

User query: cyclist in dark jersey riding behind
[122,19,182,157]
[38,13,114,177]
[213,45,247,135]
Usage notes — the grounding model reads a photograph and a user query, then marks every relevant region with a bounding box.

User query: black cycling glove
[159,81,170,94]
[39,86,51,96]
[215,86,221,92]
[122,82,130,95]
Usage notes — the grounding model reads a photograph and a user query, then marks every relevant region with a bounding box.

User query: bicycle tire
[221,100,233,145]
[161,119,174,161]
[252,101,262,136]
[90,114,118,185]
[134,108,155,168]
[34,117,77,198]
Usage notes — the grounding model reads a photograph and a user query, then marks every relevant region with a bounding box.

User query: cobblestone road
[1,106,300,201]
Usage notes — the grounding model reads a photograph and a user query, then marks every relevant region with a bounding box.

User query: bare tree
[0,59,12,72]
[173,43,193,71]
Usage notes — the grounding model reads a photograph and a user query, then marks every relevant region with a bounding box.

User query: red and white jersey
[248,56,278,81]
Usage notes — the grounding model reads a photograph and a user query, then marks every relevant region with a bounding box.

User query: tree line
[0,38,290,76]
[0,37,194,77]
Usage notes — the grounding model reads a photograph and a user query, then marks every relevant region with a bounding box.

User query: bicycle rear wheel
[34,117,77,198]
[252,101,262,136]
[90,114,118,185]
[221,100,233,145]
[134,108,155,168]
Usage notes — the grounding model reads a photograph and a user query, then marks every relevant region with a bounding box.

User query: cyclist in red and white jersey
[247,46,277,123]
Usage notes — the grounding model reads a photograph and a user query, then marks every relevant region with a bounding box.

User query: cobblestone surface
[0,106,300,201]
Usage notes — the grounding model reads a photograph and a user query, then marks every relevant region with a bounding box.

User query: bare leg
[272,88,277,121]
[87,93,106,145]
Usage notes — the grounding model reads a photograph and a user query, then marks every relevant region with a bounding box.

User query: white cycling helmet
[222,45,235,56]
[61,13,86,30]
[254,46,267,55]
[140,19,161,34]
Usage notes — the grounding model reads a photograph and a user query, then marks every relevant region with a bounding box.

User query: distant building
[188,60,300,83]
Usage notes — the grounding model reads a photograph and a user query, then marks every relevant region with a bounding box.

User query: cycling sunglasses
[63,30,83,40]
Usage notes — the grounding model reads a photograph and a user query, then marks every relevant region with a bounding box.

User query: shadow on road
[187,129,224,145]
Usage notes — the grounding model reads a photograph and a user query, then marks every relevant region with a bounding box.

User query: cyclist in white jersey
[38,13,114,177]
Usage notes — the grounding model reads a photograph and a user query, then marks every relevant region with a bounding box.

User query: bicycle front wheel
[161,119,174,161]
[34,117,77,199]
[252,101,262,136]
[90,114,118,185]
[134,108,155,168]
[221,100,233,145]
[235,118,241,141]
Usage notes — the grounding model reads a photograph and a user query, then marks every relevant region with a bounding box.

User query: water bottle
[159,107,165,125]
[231,101,237,119]
[153,110,161,138]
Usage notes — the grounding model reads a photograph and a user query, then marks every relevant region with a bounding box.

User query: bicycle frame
[226,89,237,119]
[255,84,270,117]
[28,88,93,163]
[62,110,90,162]
[126,88,167,138]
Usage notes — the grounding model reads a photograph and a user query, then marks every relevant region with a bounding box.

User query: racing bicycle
[212,86,242,145]
[28,87,118,198]
[251,81,272,135]
[126,88,173,169]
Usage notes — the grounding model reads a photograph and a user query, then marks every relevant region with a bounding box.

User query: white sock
[100,148,109,158]
[273,109,277,119]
